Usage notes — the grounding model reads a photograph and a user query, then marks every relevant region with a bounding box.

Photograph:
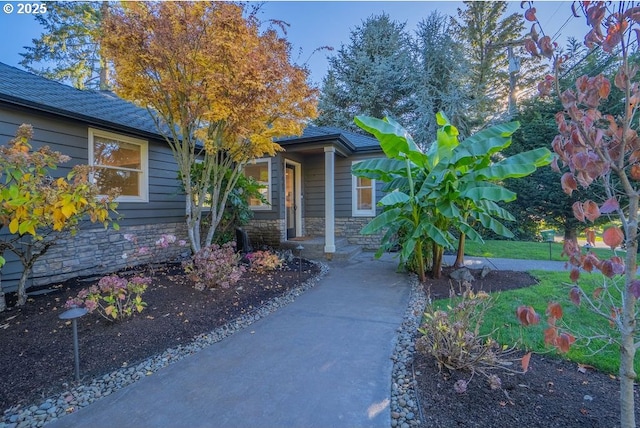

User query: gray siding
[302,153,384,219]
[0,105,186,291]
[335,157,352,218]
[303,154,325,217]
[0,105,186,225]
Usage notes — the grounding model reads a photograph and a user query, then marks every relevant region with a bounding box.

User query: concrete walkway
[48,252,412,428]
[443,254,568,272]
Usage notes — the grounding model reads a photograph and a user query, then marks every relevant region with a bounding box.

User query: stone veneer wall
[304,217,324,238]
[243,219,286,248]
[30,222,188,286]
[304,217,383,251]
[336,217,383,250]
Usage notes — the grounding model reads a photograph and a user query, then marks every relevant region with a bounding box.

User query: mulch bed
[414,266,640,427]
[2,259,639,426]
[0,258,319,411]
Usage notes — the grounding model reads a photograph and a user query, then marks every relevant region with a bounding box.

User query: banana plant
[353,113,551,280]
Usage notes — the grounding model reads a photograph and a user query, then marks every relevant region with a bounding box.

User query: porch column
[324,146,336,255]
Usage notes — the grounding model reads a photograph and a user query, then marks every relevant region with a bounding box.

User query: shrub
[183,241,245,290]
[247,250,283,273]
[66,275,151,321]
[416,283,528,390]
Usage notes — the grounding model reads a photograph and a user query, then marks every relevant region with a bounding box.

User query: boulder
[449,267,475,283]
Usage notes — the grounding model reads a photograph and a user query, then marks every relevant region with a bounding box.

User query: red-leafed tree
[521,2,640,426]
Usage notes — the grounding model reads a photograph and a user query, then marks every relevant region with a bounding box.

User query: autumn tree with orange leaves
[102,2,318,252]
[517,2,640,426]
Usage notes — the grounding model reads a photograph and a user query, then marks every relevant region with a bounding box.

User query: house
[0,62,383,292]
[248,127,384,259]
[0,62,191,292]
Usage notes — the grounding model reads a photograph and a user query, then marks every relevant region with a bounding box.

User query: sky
[0,1,591,86]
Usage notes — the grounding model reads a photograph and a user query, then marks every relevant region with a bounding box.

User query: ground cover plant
[0,256,319,413]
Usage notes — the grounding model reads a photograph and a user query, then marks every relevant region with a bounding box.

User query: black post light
[59,306,88,382]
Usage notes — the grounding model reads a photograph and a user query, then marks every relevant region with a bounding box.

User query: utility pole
[486,39,525,118]
[507,45,521,117]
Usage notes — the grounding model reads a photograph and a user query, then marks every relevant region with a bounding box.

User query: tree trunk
[415,241,426,283]
[620,196,638,428]
[0,258,5,311]
[432,242,443,279]
[563,226,577,242]
[454,233,466,268]
[98,1,110,91]
[619,331,636,428]
[16,245,35,306]
[17,267,29,306]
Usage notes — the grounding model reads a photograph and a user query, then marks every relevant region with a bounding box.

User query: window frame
[352,161,376,217]
[88,128,149,203]
[245,157,272,211]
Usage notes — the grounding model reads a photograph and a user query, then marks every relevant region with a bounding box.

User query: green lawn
[430,270,638,375]
[463,239,626,262]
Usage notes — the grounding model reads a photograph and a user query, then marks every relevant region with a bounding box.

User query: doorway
[285,160,302,239]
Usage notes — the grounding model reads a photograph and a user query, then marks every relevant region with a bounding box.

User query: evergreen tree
[20,1,111,90]
[315,14,415,133]
[504,97,588,240]
[503,43,629,240]
[411,11,471,143]
[452,1,543,129]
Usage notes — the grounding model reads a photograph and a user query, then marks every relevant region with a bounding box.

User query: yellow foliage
[0,124,120,239]
[8,218,19,234]
[102,1,317,162]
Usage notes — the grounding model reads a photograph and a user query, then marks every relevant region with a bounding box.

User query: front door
[285,164,296,239]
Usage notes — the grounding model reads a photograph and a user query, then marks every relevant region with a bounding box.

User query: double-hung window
[352,161,376,216]
[245,158,271,210]
[88,129,148,202]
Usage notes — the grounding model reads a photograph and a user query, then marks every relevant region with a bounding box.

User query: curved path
[48,253,412,428]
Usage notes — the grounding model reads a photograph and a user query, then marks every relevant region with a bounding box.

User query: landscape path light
[59,306,88,382]
[296,244,304,283]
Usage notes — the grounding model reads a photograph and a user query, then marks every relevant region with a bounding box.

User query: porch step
[280,237,362,261]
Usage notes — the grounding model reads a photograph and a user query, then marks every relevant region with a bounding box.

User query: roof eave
[0,95,163,141]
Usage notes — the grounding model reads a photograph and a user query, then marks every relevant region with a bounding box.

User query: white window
[88,129,148,202]
[352,161,376,216]
[245,158,271,210]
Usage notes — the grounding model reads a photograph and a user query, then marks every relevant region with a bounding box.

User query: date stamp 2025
[3,3,47,15]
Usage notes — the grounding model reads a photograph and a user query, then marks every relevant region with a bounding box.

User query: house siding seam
[28,222,188,289]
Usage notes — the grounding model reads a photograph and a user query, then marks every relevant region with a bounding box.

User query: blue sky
[0,1,589,86]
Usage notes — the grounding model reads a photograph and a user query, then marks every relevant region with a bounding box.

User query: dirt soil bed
[414,267,640,427]
[0,259,319,411]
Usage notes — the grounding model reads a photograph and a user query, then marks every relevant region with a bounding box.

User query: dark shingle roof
[277,125,381,153]
[0,62,380,153]
[0,62,160,137]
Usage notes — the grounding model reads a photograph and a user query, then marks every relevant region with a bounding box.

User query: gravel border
[2,261,427,428]
[389,274,427,428]
[1,262,328,428]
